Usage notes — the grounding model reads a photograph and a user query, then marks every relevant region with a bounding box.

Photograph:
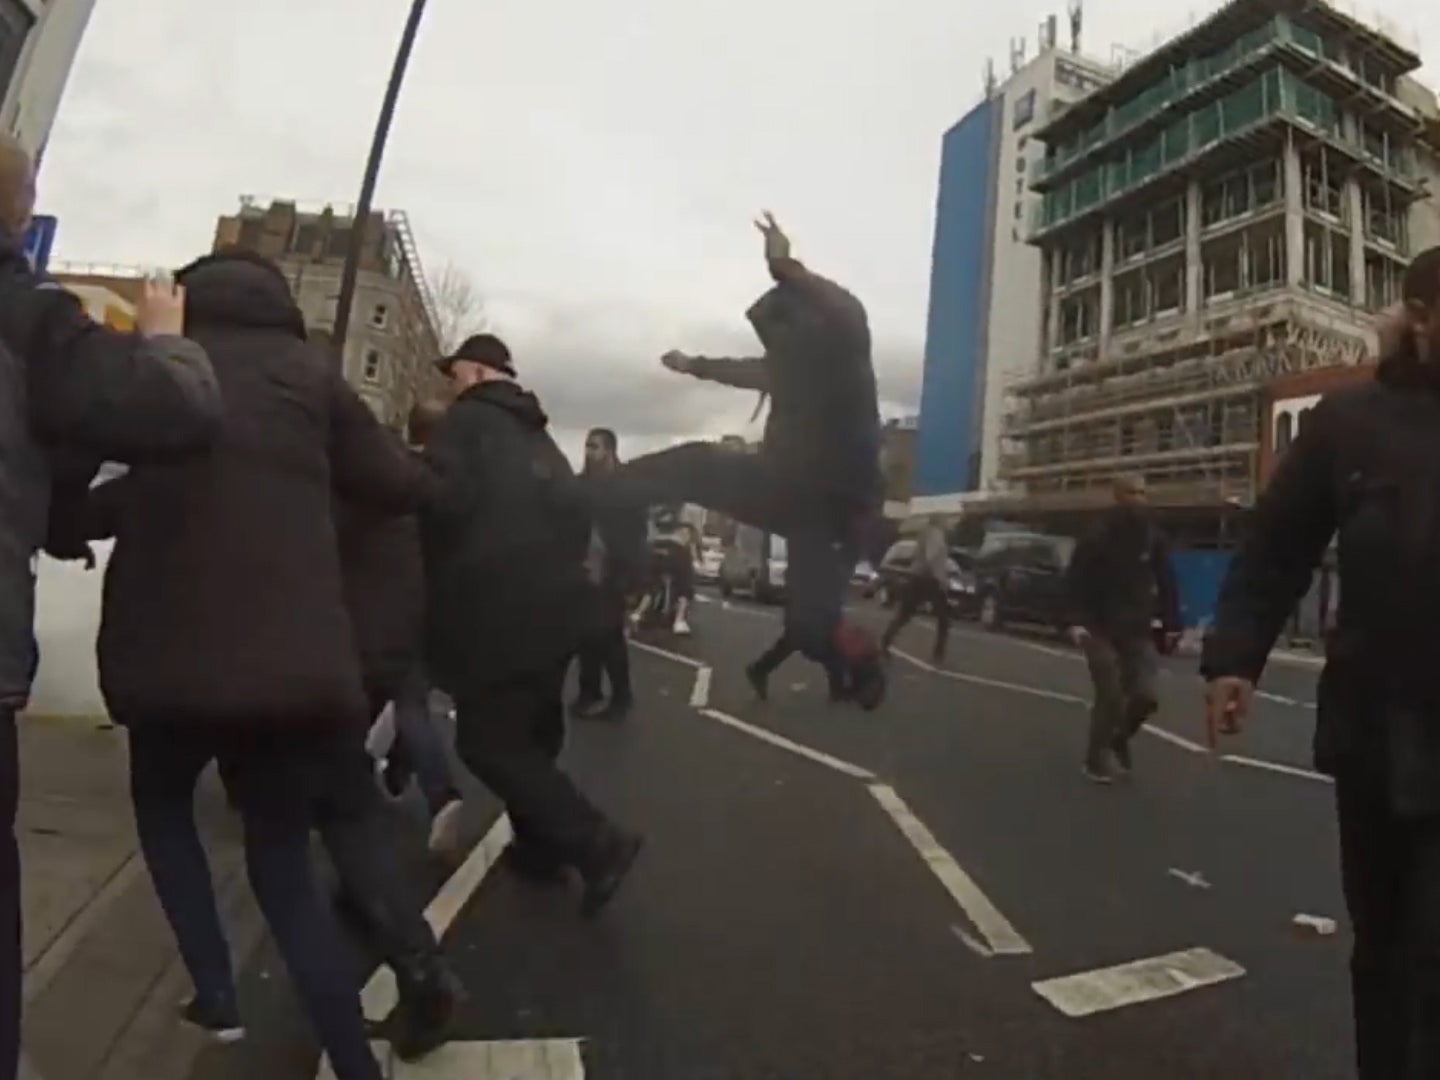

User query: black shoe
[498,841,568,885]
[390,965,464,1063]
[746,662,769,702]
[180,996,245,1044]
[580,827,644,918]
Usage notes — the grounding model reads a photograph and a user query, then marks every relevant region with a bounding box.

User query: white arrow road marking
[869,784,1031,956]
[1032,947,1245,1018]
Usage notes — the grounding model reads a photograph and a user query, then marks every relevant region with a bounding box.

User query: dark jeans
[1,710,17,1080]
[454,662,604,866]
[600,442,869,669]
[881,575,949,661]
[1338,773,1440,1079]
[1081,633,1157,769]
[577,586,631,707]
[389,665,460,816]
[128,725,381,1080]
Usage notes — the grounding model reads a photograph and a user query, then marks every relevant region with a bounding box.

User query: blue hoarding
[23,215,57,273]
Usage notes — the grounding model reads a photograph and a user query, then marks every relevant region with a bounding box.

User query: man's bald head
[0,135,34,240]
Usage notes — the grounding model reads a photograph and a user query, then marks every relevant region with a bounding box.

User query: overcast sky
[37,0,1440,459]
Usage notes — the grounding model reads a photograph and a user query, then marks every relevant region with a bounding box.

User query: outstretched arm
[661,350,769,391]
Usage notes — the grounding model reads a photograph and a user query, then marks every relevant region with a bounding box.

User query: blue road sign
[23,215,57,273]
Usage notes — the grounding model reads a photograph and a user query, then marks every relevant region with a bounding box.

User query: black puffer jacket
[422,380,591,693]
[1068,507,1180,640]
[687,268,881,505]
[0,236,219,710]
[94,252,429,727]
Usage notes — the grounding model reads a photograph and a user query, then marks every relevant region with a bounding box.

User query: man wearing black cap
[421,334,642,915]
[589,214,886,709]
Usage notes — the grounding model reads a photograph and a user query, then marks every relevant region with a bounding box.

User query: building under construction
[999,0,1440,541]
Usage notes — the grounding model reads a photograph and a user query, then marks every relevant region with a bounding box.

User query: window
[369,303,389,329]
[1275,412,1294,455]
[1304,222,1351,298]
[1150,199,1183,247]
[1013,88,1036,129]
[1149,256,1184,315]
[1112,270,1146,328]
[1202,233,1242,299]
[362,349,383,383]
[1365,252,1403,311]
[1015,157,1026,175]
[1116,214,1148,261]
[1058,290,1098,345]
[1246,221,1286,289]
[1302,151,1345,219]
[0,3,35,114]
[1201,158,1282,230]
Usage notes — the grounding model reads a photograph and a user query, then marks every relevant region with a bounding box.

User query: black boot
[746,661,769,702]
[579,824,644,918]
[499,840,569,886]
[389,961,464,1063]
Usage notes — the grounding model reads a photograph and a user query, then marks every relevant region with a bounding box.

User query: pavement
[78,587,1339,1080]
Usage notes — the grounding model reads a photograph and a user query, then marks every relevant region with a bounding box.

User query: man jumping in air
[591,214,885,708]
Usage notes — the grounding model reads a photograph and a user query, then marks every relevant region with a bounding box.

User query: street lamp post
[331,0,429,361]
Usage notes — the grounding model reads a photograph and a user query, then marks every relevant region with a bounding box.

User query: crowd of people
[0,128,887,1079]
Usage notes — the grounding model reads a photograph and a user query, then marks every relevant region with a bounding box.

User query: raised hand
[137,275,187,338]
[754,211,792,263]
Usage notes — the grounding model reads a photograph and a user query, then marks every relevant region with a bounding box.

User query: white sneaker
[673,617,692,636]
[428,798,464,855]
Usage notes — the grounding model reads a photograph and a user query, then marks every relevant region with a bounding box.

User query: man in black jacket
[77,249,431,1080]
[0,135,222,1080]
[1203,249,1440,1079]
[1067,475,1180,783]
[575,428,644,719]
[423,335,642,915]
[589,214,885,708]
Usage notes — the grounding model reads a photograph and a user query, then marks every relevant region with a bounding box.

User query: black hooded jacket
[1202,337,1440,796]
[1068,506,1180,640]
[685,269,881,506]
[91,252,429,728]
[421,379,591,692]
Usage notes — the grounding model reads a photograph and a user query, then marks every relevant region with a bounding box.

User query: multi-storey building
[1,0,97,159]
[213,197,445,426]
[1002,0,1437,528]
[915,17,1114,501]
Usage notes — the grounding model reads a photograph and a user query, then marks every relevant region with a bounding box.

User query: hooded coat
[421,379,591,693]
[92,252,430,728]
[685,268,881,507]
[1202,336,1440,805]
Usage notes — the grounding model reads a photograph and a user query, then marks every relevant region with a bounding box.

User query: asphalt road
[191,591,1349,1079]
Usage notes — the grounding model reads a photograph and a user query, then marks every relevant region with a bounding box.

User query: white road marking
[1220,754,1332,783]
[1167,868,1211,889]
[698,708,875,780]
[629,638,705,668]
[891,648,1086,706]
[951,925,994,957]
[322,1038,585,1080]
[689,665,712,709]
[1032,947,1245,1018]
[869,783,1031,956]
[1139,724,1207,754]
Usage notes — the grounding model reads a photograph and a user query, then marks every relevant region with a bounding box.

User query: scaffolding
[998,290,1371,508]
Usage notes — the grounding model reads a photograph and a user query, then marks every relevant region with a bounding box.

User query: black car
[971,531,1076,634]
[873,539,979,616]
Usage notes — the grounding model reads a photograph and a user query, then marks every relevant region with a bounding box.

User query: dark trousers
[387,666,460,816]
[454,662,604,866]
[1337,773,1440,1079]
[1,710,17,1080]
[600,442,869,668]
[881,576,950,661]
[1081,633,1158,770]
[577,586,631,707]
[128,725,381,1080]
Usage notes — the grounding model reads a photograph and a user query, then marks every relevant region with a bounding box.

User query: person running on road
[1067,474,1179,784]
[588,213,886,709]
[575,428,644,719]
[1202,270,1440,1080]
[0,134,222,1080]
[423,334,642,912]
[880,516,951,664]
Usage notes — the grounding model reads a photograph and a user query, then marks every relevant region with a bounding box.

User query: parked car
[971,530,1076,634]
[872,540,979,616]
[719,526,787,603]
[695,535,725,584]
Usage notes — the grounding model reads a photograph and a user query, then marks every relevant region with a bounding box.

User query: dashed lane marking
[629,638,705,668]
[689,665,712,709]
[697,707,875,780]
[1031,947,1245,1018]
[870,783,1032,956]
